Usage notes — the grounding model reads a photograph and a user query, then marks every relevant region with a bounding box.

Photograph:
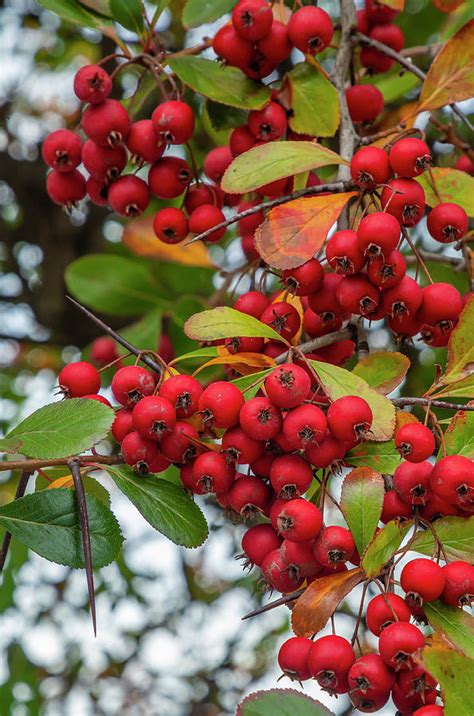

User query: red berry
[283,404,327,449]
[232,0,273,42]
[278,637,312,681]
[455,155,474,175]
[152,100,194,145]
[365,0,399,24]
[256,176,288,198]
[395,423,435,463]
[427,202,468,243]
[42,129,83,173]
[382,275,423,317]
[189,204,226,243]
[282,258,324,295]
[420,493,459,522]
[346,84,384,124]
[381,178,425,226]
[121,431,159,475]
[379,621,425,671]
[265,363,311,409]
[46,169,86,206]
[308,635,355,694]
[260,302,301,342]
[350,146,391,189]
[239,396,282,441]
[327,396,373,443]
[160,421,200,464]
[393,460,433,506]
[357,211,400,259]
[257,20,292,64]
[158,334,175,364]
[81,99,130,147]
[370,23,404,52]
[184,183,223,213]
[308,273,344,320]
[148,157,192,199]
[148,450,170,474]
[288,6,334,55]
[412,707,444,716]
[228,475,271,518]
[430,455,474,509]
[58,361,100,397]
[153,207,188,244]
[86,177,109,205]
[111,365,156,407]
[261,548,304,592]
[204,146,233,183]
[241,523,282,567]
[132,396,176,440]
[126,119,164,164]
[441,560,474,607]
[74,64,112,104]
[159,374,202,418]
[360,45,394,74]
[336,274,380,316]
[198,381,244,430]
[229,125,260,157]
[393,666,438,712]
[348,653,395,710]
[366,593,411,636]
[108,175,150,216]
[81,139,127,181]
[91,337,118,366]
[401,558,446,606]
[280,539,320,578]
[274,498,323,542]
[357,9,370,34]
[213,24,254,68]
[191,451,235,495]
[112,408,134,444]
[421,322,456,348]
[390,137,431,177]
[225,336,264,354]
[326,230,366,275]
[303,309,343,339]
[222,426,263,465]
[248,102,287,142]
[83,393,112,406]
[313,526,355,568]
[381,489,413,523]
[269,454,313,499]
[305,433,346,469]
[367,249,406,289]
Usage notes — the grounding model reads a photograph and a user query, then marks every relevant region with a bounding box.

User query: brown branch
[392,397,474,411]
[275,327,354,364]
[0,471,31,572]
[400,43,443,58]
[0,455,123,474]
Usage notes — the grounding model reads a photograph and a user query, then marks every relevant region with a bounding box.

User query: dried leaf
[255,192,357,270]
[123,216,214,267]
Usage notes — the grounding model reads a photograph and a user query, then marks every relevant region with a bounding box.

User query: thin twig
[0,471,31,572]
[275,327,354,364]
[0,455,123,474]
[392,397,474,411]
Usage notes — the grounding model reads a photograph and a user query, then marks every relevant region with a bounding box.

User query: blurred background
[0,1,472,714]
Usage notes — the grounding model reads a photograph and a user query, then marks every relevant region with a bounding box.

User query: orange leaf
[255,192,357,269]
[291,567,365,637]
[395,409,420,431]
[378,0,405,9]
[432,0,465,11]
[417,19,474,113]
[271,290,304,345]
[48,475,74,489]
[123,216,215,268]
[193,347,276,376]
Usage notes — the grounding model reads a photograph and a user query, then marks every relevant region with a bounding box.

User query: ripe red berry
[121,431,160,474]
[282,258,324,295]
[308,635,355,693]
[366,593,411,636]
[393,460,432,506]
[427,202,468,243]
[390,137,431,177]
[419,283,463,331]
[288,6,334,55]
[91,337,118,366]
[112,408,134,444]
[260,302,300,342]
[148,157,192,199]
[441,560,474,607]
[203,146,233,183]
[184,183,223,213]
[430,455,474,509]
[46,169,86,206]
[239,396,282,441]
[357,211,400,259]
[236,199,265,237]
[81,99,130,147]
[348,653,395,711]
[241,523,282,567]
[412,707,444,716]
[152,100,194,145]
[365,0,399,24]
[265,363,311,409]
[111,365,156,407]
[327,396,373,443]
[350,146,391,189]
[83,392,112,405]
[381,177,425,226]
[160,421,200,464]
[303,308,343,339]
[401,558,446,606]
[132,396,176,440]
[159,374,202,418]
[395,423,435,463]
[308,273,344,320]
[370,23,404,52]
[86,177,109,205]
[269,454,313,499]
[108,175,150,216]
[126,119,164,164]
[360,45,394,74]
[367,249,406,289]
[261,548,304,592]
[313,526,355,568]
[455,154,474,175]
[42,129,83,173]
[189,204,226,243]
[228,475,271,518]
[278,637,312,681]
[420,493,459,522]
[191,451,235,495]
[232,0,273,41]
[336,274,380,316]
[153,207,188,244]
[58,361,100,397]
[346,84,384,124]
[379,621,425,671]
[326,230,366,275]
[275,498,323,542]
[248,102,287,142]
[213,24,254,68]
[198,381,244,430]
[222,426,263,465]
[257,20,292,64]
[382,275,423,317]
[393,666,438,713]
[280,539,320,578]
[229,125,260,157]
[81,139,127,182]
[283,404,327,449]
[381,489,413,523]
[305,433,347,469]
[74,64,112,103]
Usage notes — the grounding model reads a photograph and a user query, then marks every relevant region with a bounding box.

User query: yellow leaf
[123,216,215,268]
[378,0,405,8]
[47,475,74,489]
[417,19,474,113]
[271,290,304,346]
[193,348,276,376]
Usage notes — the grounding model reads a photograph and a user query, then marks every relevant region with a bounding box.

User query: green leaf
[109,0,144,33]
[37,0,112,28]
[424,600,474,659]
[182,0,235,28]
[221,141,345,194]
[352,352,410,395]
[0,399,114,459]
[237,688,334,716]
[167,57,270,110]
[416,644,474,716]
[286,63,340,138]
[362,519,413,578]
[66,254,164,316]
[370,72,421,104]
[431,375,474,400]
[340,468,385,556]
[118,308,162,363]
[0,489,123,568]
[205,100,248,132]
[171,346,219,364]
[411,516,474,562]
[103,465,208,548]
[346,440,401,474]
[444,407,474,458]
[231,369,273,399]
[185,307,284,343]
[416,167,474,215]
[309,360,396,441]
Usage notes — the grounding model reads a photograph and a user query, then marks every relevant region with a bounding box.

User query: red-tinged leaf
[237,689,334,716]
[255,192,358,270]
[353,351,410,395]
[444,404,474,458]
[362,520,414,578]
[431,295,474,388]
[433,0,465,11]
[291,567,364,637]
[378,0,404,8]
[417,19,474,113]
[192,348,276,376]
[415,644,474,716]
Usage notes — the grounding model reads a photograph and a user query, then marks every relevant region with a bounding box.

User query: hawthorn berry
[159,374,202,418]
[430,455,474,509]
[121,431,159,475]
[148,157,192,199]
[260,302,301,341]
[46,169,86,206]
[90,337,118,367]
[112,409,134,444]
[308,635,355,693]
[427,202,468,243]
[74,64,112,103]
[42,129,83,173]
[308,273,344,320]
[228,475,271,518]
[412,707,445,716]
[283,404,327,449]
[367,250,406,289]
[327,396,373,443]
[326,230,366,275]
[382,275,423,317]
[393,460,433,506]
[360,45,394,74]
[395,423,435,463]
[230,125,260,157]
[160,421,200,464]
[132,396,176,440]
[257,21,292,64]
[282,258,324,295]
[365,0,399,24]
[198,381,244,430]
[346,84,384,124]
[58,361,101,397]
[381,489,413,523]
[280,539,320,578]
[378,621,425,671]
[275,498,323,542]
[191,452,235,495]
[305,433,347,469]
[401,558,446,606]
[153,207,188,244]
[185,183,223,213]
[212,24,254,68]
[389,137,431,177]
[81,99,130,147]
[313,526,355,568]
[232,0,273,41]
[441,560,474,607]
[350,146,391,189]
[303,309,343,339]
[370,23,404,52]
[248,102,287,142]
[269,454,313,499]
[239,396,282,441]
[455,154,474,175]
[126,119,164,164]
[265,363,311,409]
[336,273,380,316]
[277,637,312,681]
[241,523,282,567]
[188,204,226,243]
[222,426,263,465]
[381,177,425,226]
[419,283,464,332]
[203,146,233,183]
[366,593,411,636]
[81,140,127,182]
[347,654,395,708]
[357,211,400,259]
[261,548,304,592]
[152,100,194,145]
[111,365,156,407]
[108,175,150,216]
[393,666,438,712]
[287,6,334,55]
[86,177,109,206]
